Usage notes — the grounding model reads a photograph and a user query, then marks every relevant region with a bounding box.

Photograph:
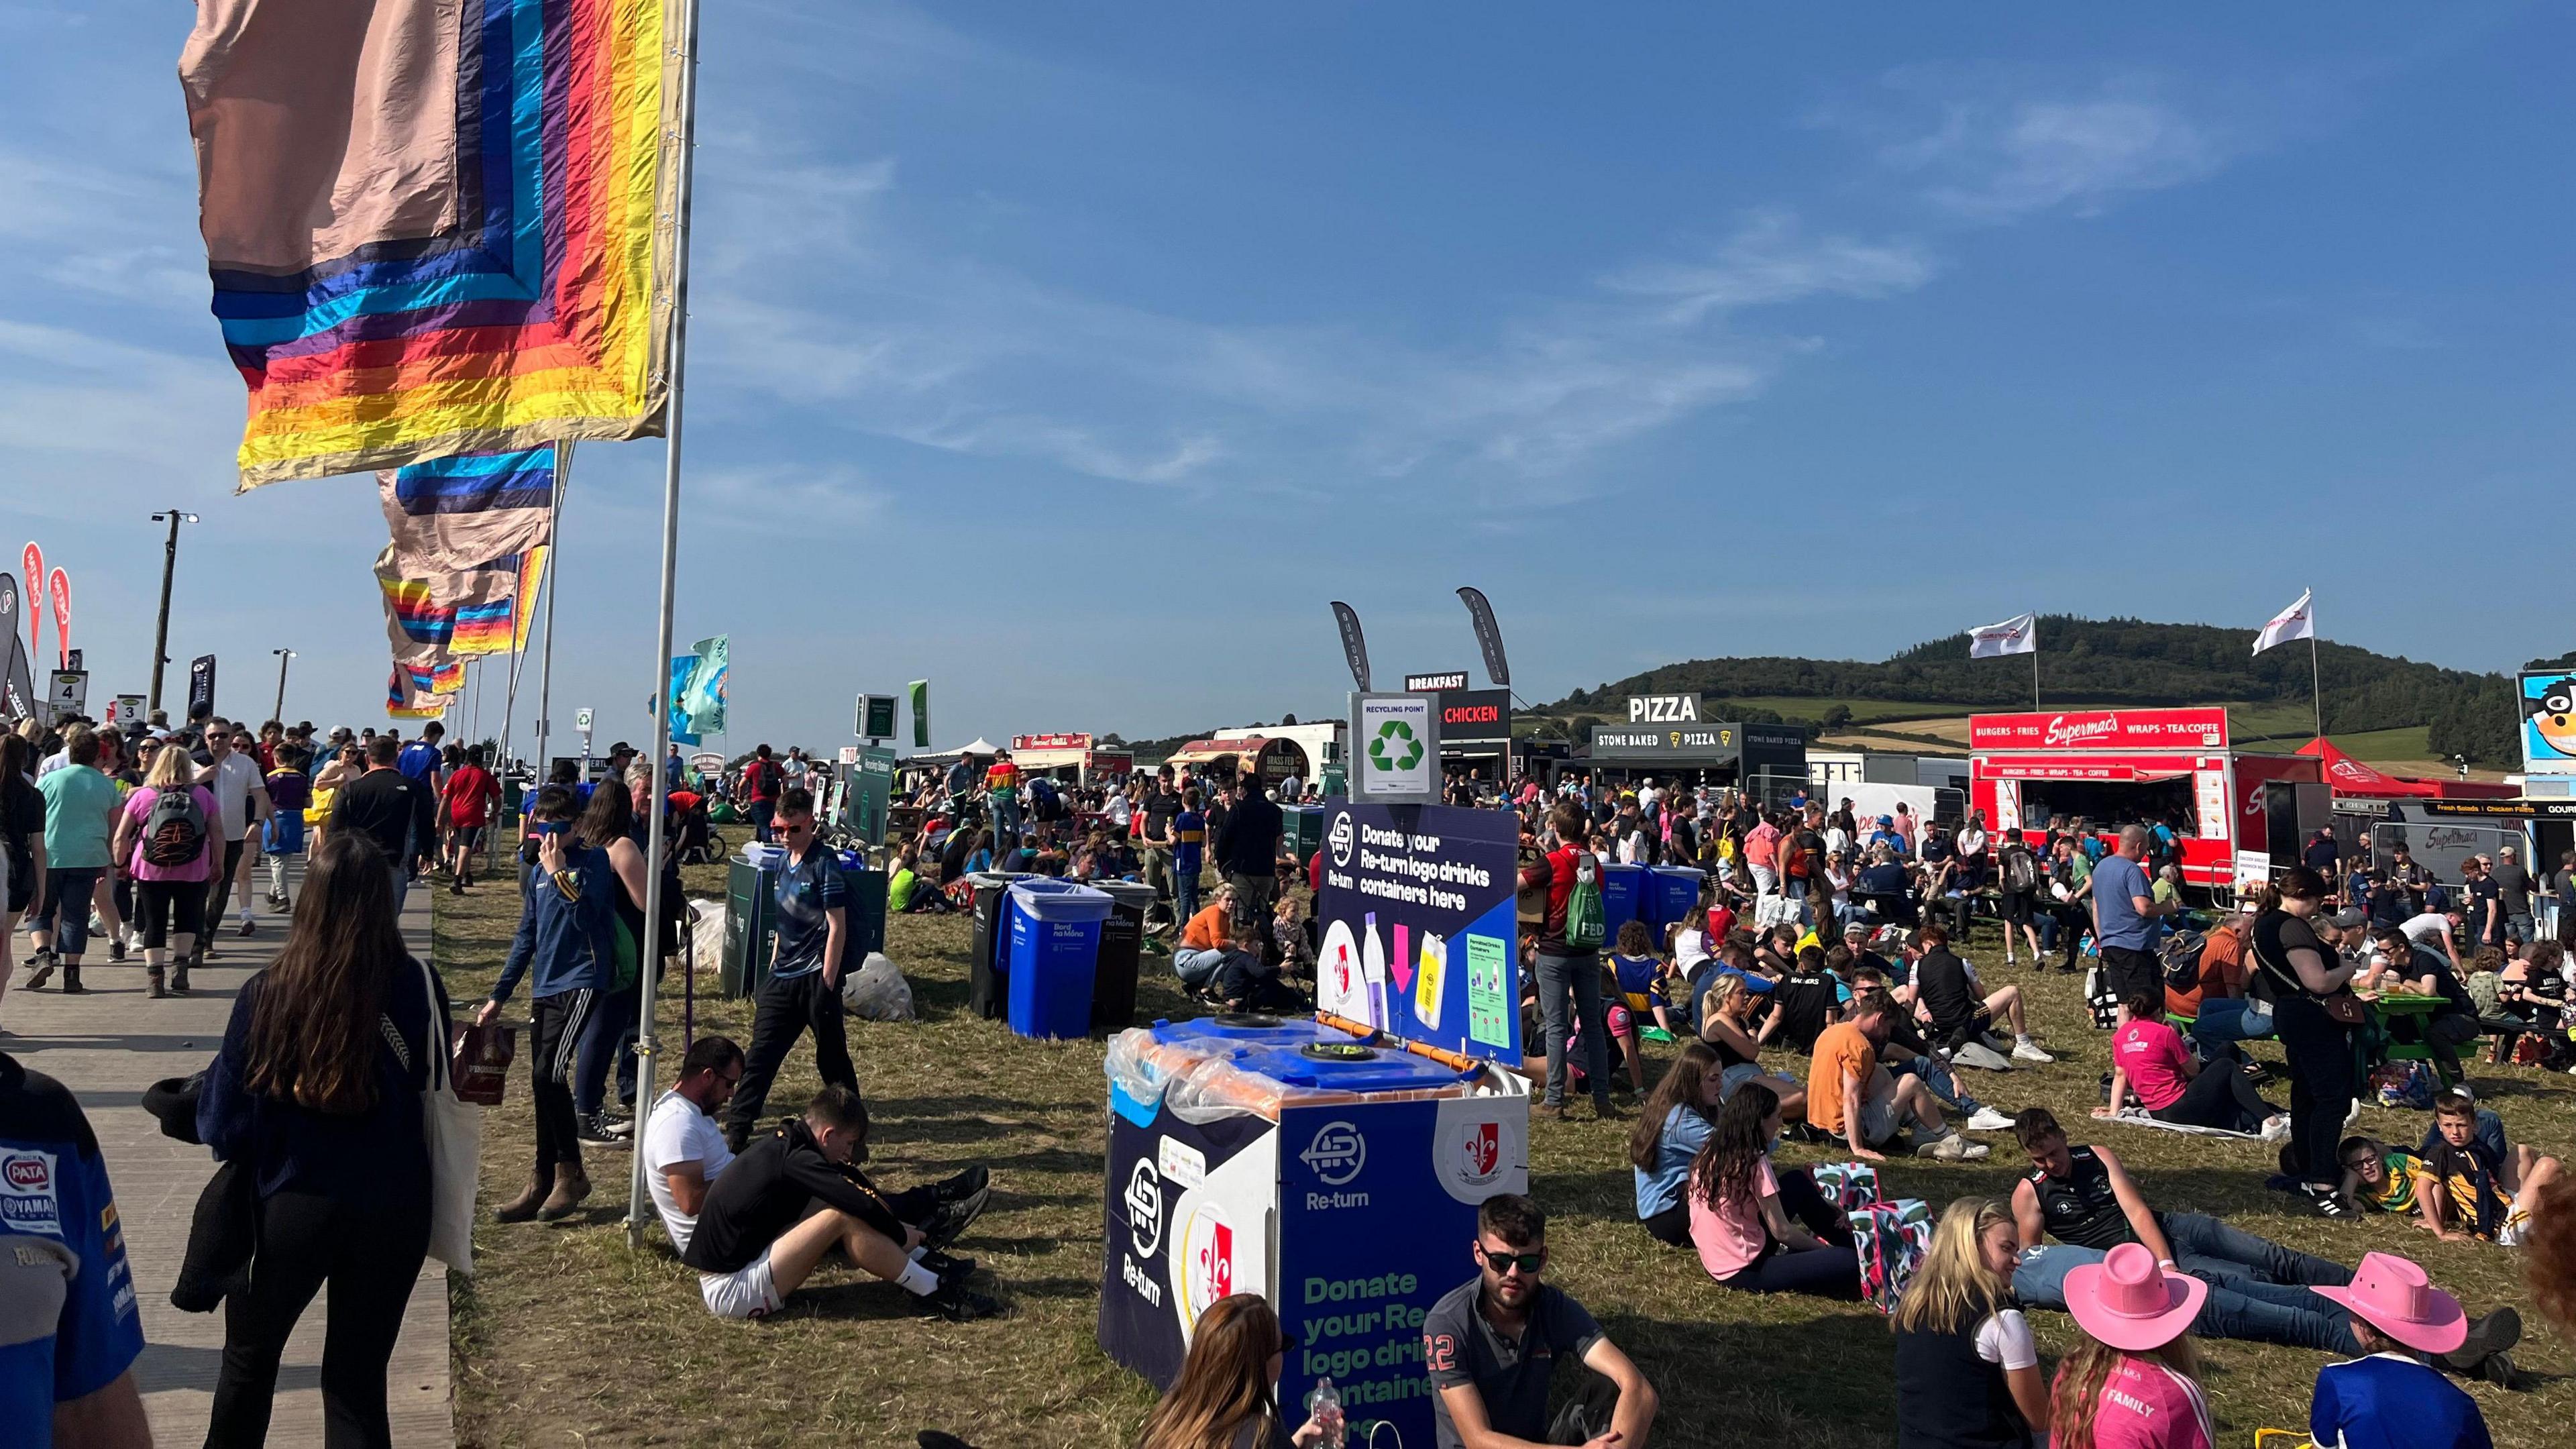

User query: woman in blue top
[1629,1042,1722,1244]
[199,828,449,1446]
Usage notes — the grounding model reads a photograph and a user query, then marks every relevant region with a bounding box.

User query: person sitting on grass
[2095,991,2286,1138]
[2308,1252,2496,1449]
[1631,1041,1723,1245]
[1809,994,1986,1163]
[1697,972,1807,1120]
[2047,1244,2215,1449]
[1215,902,1300,1014]
[1609,918,1679,1039]
[1423,1194,1658,1449]
[2417,1087,2563,1248]
[1687,1081,1858,1298]
[1173,884,1253,997]
[1892,1198,2048,1448]
[1907,923,2053,1065]
[1138,1293,1339,1449]
[679,1085,998,1321]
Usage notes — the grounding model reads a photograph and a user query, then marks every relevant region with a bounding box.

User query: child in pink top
[2096,991,2283,1136]
[2052,1244,2216,1449]
[2069,1354,2214,1449]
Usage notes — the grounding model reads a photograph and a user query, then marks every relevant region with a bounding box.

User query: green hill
[1532,616,2523,765]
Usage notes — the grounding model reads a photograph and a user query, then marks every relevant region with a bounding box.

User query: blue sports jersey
[1,1053,143,1446]
[2310,1352,2491,1449]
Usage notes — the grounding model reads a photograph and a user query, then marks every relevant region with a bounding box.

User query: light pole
[271,648,295,722]
[146,510,199,718]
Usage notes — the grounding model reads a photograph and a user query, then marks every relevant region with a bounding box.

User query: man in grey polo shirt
[1421,1195,1656,1449]
[2090,824,2173,1007]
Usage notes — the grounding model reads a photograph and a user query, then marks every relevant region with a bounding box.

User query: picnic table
[2362,991,2460,1085]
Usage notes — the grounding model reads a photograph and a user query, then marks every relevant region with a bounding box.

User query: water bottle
[1309,1377,1346,1448]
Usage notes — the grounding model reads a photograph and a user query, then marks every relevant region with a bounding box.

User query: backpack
[143,787,208,869]
[1563,852,1607,950]
[1029,777,1062,821]
[2160,928,2210,989]
[2000,843,2039,895]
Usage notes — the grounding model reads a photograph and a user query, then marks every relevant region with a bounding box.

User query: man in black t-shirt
[2491,845,2536,945]
[2460,857,2504,951]
[1421,1195,1656,1449]
[1138,782,1180,928]
[2367,924,2481,1073]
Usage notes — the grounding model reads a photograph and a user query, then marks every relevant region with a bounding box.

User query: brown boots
[494,1168,552,1223]
[537,1165,590,1221]
[494,1163,590,1224]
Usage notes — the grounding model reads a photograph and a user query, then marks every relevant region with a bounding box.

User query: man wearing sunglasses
[724,788,862,1152]
[1423,1195,1658,1449]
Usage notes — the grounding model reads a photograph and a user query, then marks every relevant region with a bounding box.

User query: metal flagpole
[531,443,572,792]
[2032,649,2041,712]
[2308,590,2323,741]
[629,0,704,1242]
[484,532,545,876]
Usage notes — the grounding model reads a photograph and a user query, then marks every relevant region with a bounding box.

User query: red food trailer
[1968,708,2322,894]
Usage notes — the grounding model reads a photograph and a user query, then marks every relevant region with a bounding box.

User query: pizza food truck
[1008,733,1136,787]
[1968,708,2322,893]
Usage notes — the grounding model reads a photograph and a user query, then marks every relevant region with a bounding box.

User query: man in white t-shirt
[194,722,270,950]
[643,1035,747,1259]
[2398,906,2463,970]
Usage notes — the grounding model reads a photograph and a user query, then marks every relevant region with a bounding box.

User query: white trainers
[1966,1107,2017,1132]
[1917,1132,1990,1162]
[2011,1040,2055,1065]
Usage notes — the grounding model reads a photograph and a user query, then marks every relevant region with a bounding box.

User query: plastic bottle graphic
[1415,930,1448,1030]
[1360,912,1387,1027]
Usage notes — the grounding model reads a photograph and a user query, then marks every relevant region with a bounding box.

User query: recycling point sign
[1348,692,1440,806]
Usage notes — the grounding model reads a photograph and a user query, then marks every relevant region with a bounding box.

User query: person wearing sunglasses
[1423,1194,1658,1449]
[722,788,862,1152]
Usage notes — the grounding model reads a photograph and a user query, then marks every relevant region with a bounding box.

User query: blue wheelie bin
[1005,879,1116,1039]
[1597,863,1646,941]
[1646,865,1707,931]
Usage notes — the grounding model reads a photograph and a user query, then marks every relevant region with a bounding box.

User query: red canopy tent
[2296,738,2518,800]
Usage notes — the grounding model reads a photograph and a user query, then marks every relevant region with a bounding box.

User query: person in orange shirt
[1173,883,1254,996]
[1808,995,1985,1163]
[983,749,1024,849]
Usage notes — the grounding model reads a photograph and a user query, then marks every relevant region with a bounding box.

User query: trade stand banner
[1314,801,1521,1062]
[2520,670,2576,775]
[1968,708,2228,751]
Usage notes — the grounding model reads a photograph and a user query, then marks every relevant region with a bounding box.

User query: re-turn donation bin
[1089,880,1159,1030]
[1597,862,1646,941]
[1006,879,1115,1039]
[966,871,1034,1020]
[1100,1021,1529,1447]
[1646,865,1707,931]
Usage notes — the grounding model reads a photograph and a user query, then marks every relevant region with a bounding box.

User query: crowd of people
[15,716,2576,1448]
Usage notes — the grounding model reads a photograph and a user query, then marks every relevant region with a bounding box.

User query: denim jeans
[2016,1244,2357,1354]
[1173,945,1249,989]
[1895,1053,1984,1116]
[992,795,1022,849]
[1173,864,1201,932]
[32,867,103,957]
[1535,948,1611,1108]
[2159,1212,2350,1289]
[2187,997,2274,1063]
[387,867,411,921]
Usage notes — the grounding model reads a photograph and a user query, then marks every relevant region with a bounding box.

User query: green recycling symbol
[1368,718,1423,773]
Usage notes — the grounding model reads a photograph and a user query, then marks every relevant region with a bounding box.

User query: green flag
[907,679,930,748]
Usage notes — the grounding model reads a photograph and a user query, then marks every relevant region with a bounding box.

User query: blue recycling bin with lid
[1646,865,1706,930]
[1597,862,1646,940]
[1006,879,1116,1039]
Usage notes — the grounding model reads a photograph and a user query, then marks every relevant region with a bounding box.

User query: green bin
[721,857,777,998]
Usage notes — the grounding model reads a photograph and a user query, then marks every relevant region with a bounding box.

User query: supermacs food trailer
[1969,708,2320,892]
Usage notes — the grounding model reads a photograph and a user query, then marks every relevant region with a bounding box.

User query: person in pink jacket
[111,744,220,998]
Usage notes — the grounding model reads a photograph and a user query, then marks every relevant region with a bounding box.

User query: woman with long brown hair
[2047,1244,2213,1449]
[1137,1293,1336,1449]
[198,828,450,1448]
[1630,1039,1723,1244]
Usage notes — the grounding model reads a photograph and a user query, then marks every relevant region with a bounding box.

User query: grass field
[437,863,2572,1448]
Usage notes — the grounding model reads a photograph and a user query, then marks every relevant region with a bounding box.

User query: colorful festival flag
[380,447,558,576]
[680,633,727,736]
[389,662,462,719]
[378,546,527,660]
[180,1,680,488]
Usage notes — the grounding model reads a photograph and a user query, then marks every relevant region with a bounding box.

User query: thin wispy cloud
[1825,68,2254,222]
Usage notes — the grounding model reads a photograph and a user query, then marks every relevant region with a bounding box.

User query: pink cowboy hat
[2065,1243,2206,1352]
[2311,1252,2466,1355]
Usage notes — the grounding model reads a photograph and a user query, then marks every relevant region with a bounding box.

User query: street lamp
[146,510,200,719]
[272,648,295,722]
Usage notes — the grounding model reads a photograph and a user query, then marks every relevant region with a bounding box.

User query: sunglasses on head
[1480,1248,1544,1276]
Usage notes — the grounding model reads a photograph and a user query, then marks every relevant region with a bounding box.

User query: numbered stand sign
[49,669,87,718]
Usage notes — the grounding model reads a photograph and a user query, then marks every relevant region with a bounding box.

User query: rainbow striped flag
[379,447,557,575]
[451,546,547,654]
[182,1,677,488]
[378,545,524,659]
[390,661,464,719]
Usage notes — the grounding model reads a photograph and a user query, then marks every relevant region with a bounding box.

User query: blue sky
[1,3,2567,752]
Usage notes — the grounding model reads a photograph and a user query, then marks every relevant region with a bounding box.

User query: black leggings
[1642,1166,1849,1248]
[2150,1063,2280,1135]
[207,1186,430,1449]
[2273,997,2356,1185]
[136,879,208,951]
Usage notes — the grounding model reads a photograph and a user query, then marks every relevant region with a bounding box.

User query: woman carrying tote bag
[197,829,455,1448]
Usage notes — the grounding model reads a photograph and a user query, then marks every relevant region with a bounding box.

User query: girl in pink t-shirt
[1685,1081,1860,1297]
[111,749,221,998]
[2051,1243,2215,1449]
[2096,991,2283,1137]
